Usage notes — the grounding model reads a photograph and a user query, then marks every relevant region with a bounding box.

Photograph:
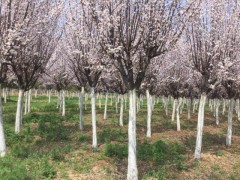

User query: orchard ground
[1,94,240,180]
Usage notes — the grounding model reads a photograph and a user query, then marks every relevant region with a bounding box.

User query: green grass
[0,94,240,179]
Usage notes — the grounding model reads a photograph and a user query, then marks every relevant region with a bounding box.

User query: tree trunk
[146,90,152,138]
[34,89,37,98]
[27,89,31,113]
[119,95,124,126]
[194,93,207,160]
[176,98,183,131]
[62,90,65,116]
[15,89,24,133]
[226,98,235,146]
[85,93,87,110]
[125,95,127,110]
[79,87,84,130]
[216,99,220,125]
[104,93,108,120]
[99,96,101,109]
[0,85,6,157]
[115,96,118,114]
[222,99,226,115]
[172,99,177,121]
[48,89,51,103]
[91,87,97,149]
[110,94,113,106]
[187,98,191,120]
[127,89,138,180]
[163,96,169,116]
[24,91,28,115]
[3,88,7,103]
[193,99,196,113]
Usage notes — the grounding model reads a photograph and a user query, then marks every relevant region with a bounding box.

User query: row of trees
[1,0,240,179]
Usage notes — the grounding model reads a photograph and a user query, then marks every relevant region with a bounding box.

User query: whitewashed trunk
[194,93,207,160]
[193,99,196,113]
[79,87,84,130]
[48,90,51,103]
[119,95,124,126]
[0,85,6,157]
[176,98,182,131]
[136,98,140,113]
[34,89,37,98]
[27,89,31,113]
[62,90,65,116]
[57,91,61,109]
[235,99,240,121]
[91,87,97,148]
[172,99,177,121]
[163,97,169,116]
[226,98,235,146]
[104,93,108,120]
[3,88,7,103]
[110,95,113,106]
[213,99,216,116]
[15,89,24,133]
[98,96,101,109]
[215,99,220,125]
[222,99,226,115]
[146,90,152,138]
[24,91,28,115]
[180,98,185,114]
[187,98,191,120]
[84,93,87,110]
[127,89,138,180]
[125,95,127,110]
[115,97,118,114]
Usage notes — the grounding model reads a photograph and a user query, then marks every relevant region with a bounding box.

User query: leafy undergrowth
[1,95,240,179]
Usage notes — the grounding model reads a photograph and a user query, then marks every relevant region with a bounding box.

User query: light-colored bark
[127,89,138,180]
[98,96,101,109]
[0,85,6,157]
[119,95,124,126]
[176,98,183,131]
[85,93,87,110]
[15,89,24,133]
[24,91,28,115]
[172,99,177,121]
[226,98,235,146]
[3,88,7,103]
[79,87,84,130]
[62,90,65,116]
[235,99,240,121]
[194,93,207,160]
[187,98,191,120]
[104,93,108,120]
[222,99,226,115]
[48,89,51,103]
[34,89,37,98]
[163,96,169,116]
[115,96,118,113]
[215,99,220,125]
[146,90,153,138]
[125,95,127,110]
[27,89,31,113]
[91,87,97,148]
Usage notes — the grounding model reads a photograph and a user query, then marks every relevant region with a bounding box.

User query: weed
[50,148,65,161]
[0,156,33,180]
[78,134,90,142]
[215,150,225,156]
[12,144,31,158]
[40,159,56,179]
[104,143,128,159]
[98,127,126,143]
